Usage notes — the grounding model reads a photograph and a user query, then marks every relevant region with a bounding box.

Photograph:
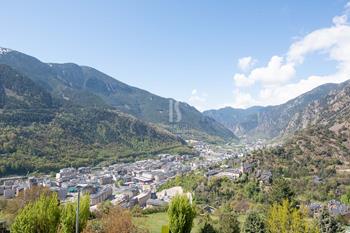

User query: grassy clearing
[133,212,201,233]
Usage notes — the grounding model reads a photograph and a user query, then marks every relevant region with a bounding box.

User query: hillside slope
[0,65,187,176]
[0,47,235,141]
[204,81,345,140]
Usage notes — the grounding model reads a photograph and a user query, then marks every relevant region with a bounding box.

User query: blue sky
[0,0,349,110]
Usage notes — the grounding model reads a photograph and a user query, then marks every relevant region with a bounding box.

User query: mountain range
[0,64,188,175]
[0,48,235,142]
[204,81,350,141]
[1,46,350,176]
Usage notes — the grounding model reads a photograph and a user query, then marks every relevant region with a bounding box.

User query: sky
[0,0,349,111]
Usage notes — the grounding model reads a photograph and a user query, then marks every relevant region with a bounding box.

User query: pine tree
[11,193,60,233]
[59,194,90,233]
[168,195,196,233]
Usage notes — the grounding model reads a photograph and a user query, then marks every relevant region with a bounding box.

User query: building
[90,186,113,206]
[98,175,113,185]
[56,168,76,183]
[146,199,167,208]
[3,189,15,199]
[133,191,151,207]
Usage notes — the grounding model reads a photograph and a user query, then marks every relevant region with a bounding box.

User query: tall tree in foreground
[168,195,196,233]
[267,199,319,233]
[11,193,60,233]
[318,207,344,233]
[59,194,90,233]
[243,211,266,233]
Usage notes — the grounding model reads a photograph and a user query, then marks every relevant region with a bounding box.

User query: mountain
[204,81,345,140]
[0,65,188,176]
[245,81,350,190]
[0,47,235,141]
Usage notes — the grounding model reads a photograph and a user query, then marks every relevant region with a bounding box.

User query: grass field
[134,212,201,233]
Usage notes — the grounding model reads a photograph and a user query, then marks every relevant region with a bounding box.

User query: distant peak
[0,47,12,55]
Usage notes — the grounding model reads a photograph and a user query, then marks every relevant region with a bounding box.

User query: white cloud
[249,56,295,86]
[230,3,350,108]
[231,89,257,108]
[188,89,208,111]
[333,15,348,26]
[237,56,256,71]
[233,73,254,87]
[233,56,296,87]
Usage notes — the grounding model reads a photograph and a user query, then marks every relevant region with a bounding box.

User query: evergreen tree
[318,207,344,233]
[11,193,60,233]
[243,211,266,233]
[269,178,295,204]
[267,199,319,233]
[59,194,90,233]
[168,195,196,233]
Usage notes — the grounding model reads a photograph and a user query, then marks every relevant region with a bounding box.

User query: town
[0,141,259,209]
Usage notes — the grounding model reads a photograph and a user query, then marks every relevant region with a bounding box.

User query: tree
[269,178,295,204]
[11,193,60,233]
[218,207,240,233]
[59,194,90,233]
[168,195,196,233]
[243,211,266,233]
[318,207,344,233]
[267,199,319,233]
[83,206,135,233]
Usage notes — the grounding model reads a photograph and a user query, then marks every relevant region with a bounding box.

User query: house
[214,169,241,180]
[99,175,113,185]
[133,191,151,207]
[256,170,272,184]
[90,186,113,206]
[157,186,188,203]
[146,199,167,208]
[56,168,76,183]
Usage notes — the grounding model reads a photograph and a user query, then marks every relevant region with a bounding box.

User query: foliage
[340,187,350,205]
[269,178,295,204]
[199,222,217,233]
[59,194,90,233]
[243,211,266,233]
[11,193,60,233]
[318,208,344,233]
[0,107,188,176]
[161,225,170,233]
[266,199,319,233]
[168,195,196,233]
[217,206,240,233]
[83,206,135,233]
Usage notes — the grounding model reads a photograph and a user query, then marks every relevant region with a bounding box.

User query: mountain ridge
[0,47,235,141]
[204,80,350,140]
